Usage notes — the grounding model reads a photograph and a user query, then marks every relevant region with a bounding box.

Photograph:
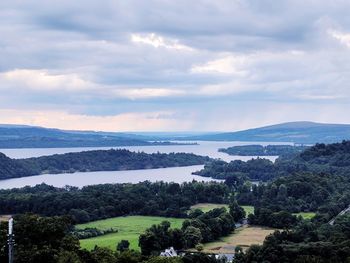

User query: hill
[0,124,180,148]
[182,121,350,143]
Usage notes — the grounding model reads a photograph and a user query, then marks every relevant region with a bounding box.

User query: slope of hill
[0,153,33,179]
[182,121,350,143]
[0,125,178,148]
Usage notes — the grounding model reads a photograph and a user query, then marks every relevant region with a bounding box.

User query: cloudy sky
[0,0,350,132]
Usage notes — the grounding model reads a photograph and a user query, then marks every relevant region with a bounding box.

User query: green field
[201,225,276,253]
[190,203,254,217]
[190,203,229,213]
[293,212,316,219]
[242,205,254,216]
[77,216,184,251]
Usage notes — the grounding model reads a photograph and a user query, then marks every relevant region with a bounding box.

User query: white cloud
[191,55,248,75]
[329,30,350,48]
[131,33,193,51]
[115,88,186,100]
[0,69,92,91]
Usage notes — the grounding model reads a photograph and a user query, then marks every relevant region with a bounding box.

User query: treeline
[0,214,226,263]
[248,208,299,228]
[219,144,308,156]
[193,158,277,181]
[196,140,350,182]
[72,227,118,239]
[235,214,350,263]
[139,205,244,255]
[0,149,211,180]
[0,182,230,223]
[236,173,350,224]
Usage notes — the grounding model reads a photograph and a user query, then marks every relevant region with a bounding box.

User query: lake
[0,141,280,189]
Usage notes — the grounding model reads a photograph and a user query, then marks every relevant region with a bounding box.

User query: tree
[183,226,202,248]
[195,243,204,251]
[229,200,246,222]
[117,240,130,252]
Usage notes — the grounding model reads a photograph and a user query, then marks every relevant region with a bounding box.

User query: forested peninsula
[0,149,210,180]
[195,140,350,181]
[219,144,308,156]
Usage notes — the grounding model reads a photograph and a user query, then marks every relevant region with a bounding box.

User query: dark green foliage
[196,140,350,182]
[235,214,350,263]
[0,153,33,179]
[72,227,118,239]
[248,208,299,228]
[193,158,276,181]
[117,240,130,252]
[0,214,80,263]
[220,144,308,156]
[236,173,350,220]
[139,208,235,255]
[183,226,202,248]
[0,149,211,180]
[229,200,246,222]
[182,253,225,263]
[0,182,230,223]
[144,257,183,263]
[139,221,179,255]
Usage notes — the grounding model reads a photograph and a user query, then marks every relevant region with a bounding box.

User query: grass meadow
[77,215,184,251]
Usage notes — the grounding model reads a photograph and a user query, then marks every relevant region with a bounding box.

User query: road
[329,205,350,225]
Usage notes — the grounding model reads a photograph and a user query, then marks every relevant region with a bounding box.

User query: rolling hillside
[0,124,169,148]
[182,122,350,144]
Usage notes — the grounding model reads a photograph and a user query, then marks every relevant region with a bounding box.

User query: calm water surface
[0,141,281,189]
[0,165,222,189]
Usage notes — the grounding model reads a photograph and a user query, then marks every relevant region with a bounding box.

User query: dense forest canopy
[0,181,230,223]
[219,144,308,156]
[0,149,211,180]
[139,206,239,255]
[196,140,350,182]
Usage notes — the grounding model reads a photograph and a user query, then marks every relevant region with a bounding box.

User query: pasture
[293,212,316,219]
[202,225,276,253]
[0,215,11,222]
[77,215,184,251]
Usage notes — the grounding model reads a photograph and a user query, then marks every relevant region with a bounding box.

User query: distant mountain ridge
[181,121,350,144]
[1,121,350,147]
[0,125,174,148]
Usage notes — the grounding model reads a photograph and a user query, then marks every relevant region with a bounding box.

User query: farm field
[0,215,11,222]
[202,225,276,254]
[190,203,254,217]
[293,212,316,219]
[190,203,229,212]
[241,205,254,216]
[77,216,184,251]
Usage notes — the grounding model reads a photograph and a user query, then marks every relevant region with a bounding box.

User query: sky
[0,0,350,132]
